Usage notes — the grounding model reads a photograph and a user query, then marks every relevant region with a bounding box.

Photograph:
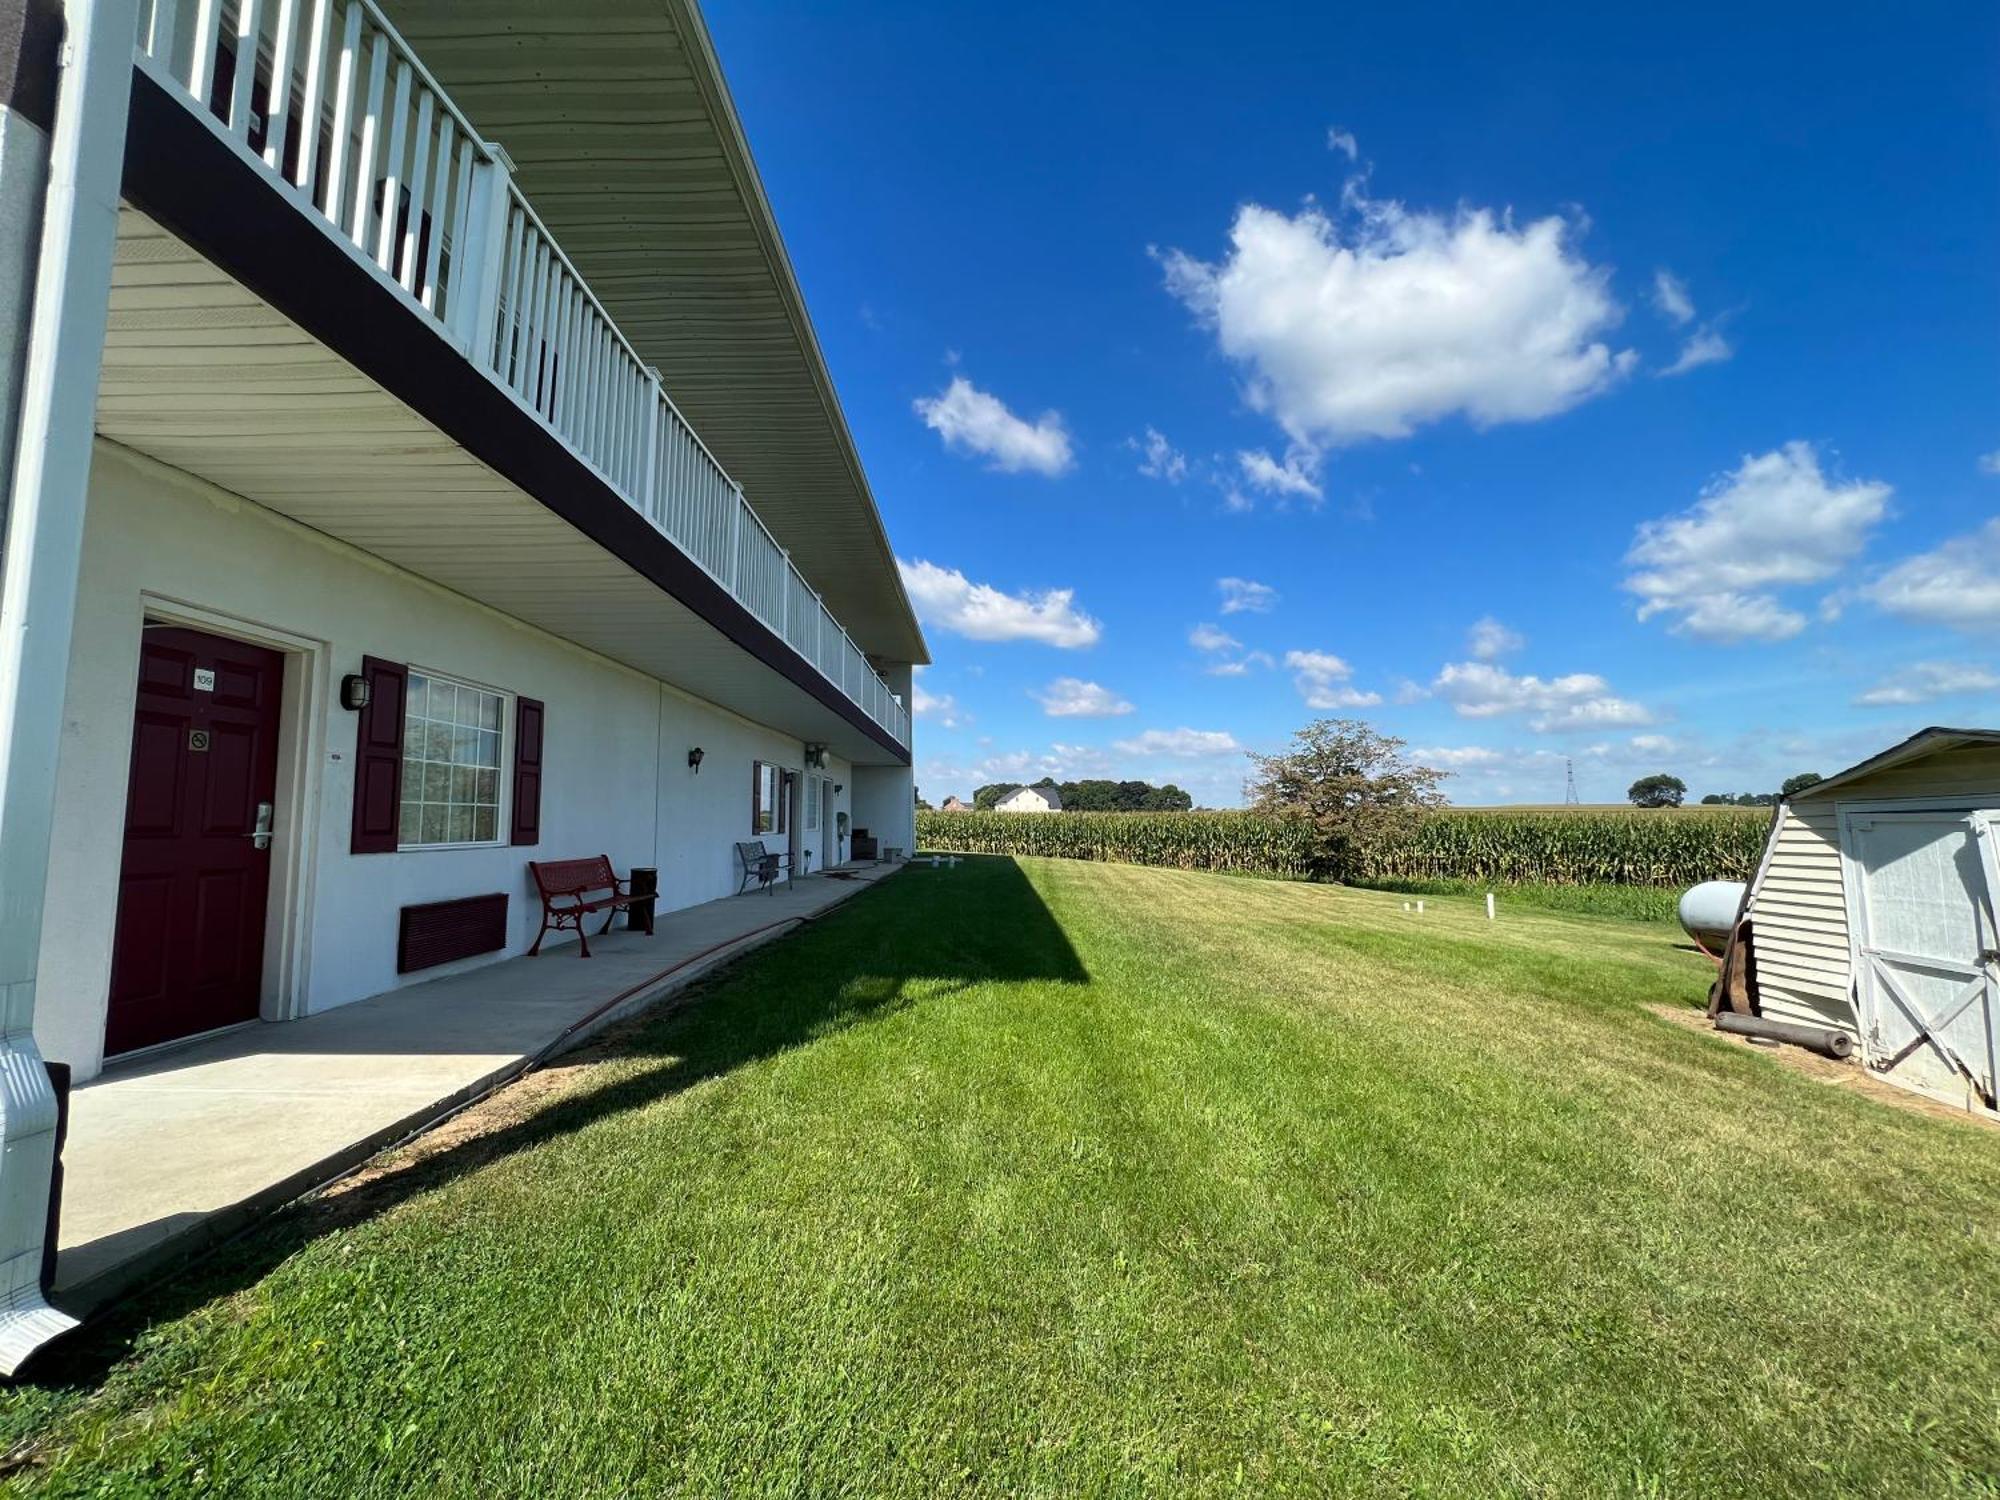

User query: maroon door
[106,626,285,1056]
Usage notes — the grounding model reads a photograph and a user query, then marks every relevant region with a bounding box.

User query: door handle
[248,801,274,852]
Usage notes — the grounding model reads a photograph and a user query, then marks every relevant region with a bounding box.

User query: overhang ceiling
[383,0,927,665]
[98,208,909,766]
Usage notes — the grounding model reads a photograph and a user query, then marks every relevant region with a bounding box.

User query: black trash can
[627,866,657,934]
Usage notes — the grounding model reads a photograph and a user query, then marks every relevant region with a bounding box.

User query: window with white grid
[399,670,507,848]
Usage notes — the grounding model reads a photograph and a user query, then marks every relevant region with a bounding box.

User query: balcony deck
[114,0,909,755]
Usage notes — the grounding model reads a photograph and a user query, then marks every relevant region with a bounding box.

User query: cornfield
[915,810,1318,878]
[1361,807,1769,886]
[916,807,1769,888]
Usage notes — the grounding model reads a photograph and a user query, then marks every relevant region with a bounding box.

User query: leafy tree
[1781,771,1824,798]
[1244,719,1444,880]
[914,790,933,811]
[1699,793,1730,805]
[1628,774,1687,808]
[1057,778,1194,812]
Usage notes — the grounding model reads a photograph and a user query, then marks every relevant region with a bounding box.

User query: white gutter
[0,0,136,1374]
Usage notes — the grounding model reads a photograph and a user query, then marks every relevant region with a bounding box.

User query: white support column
[449,141,513,366]
[0,0,139,1372]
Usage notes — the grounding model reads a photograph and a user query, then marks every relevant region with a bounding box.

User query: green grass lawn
[6,857,1998,1497]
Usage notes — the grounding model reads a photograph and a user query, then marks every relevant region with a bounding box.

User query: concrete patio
[54,863,903,1311]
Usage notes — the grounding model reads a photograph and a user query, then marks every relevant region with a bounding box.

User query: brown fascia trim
[119,66,908,764]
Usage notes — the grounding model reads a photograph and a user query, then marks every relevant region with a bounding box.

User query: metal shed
[1734,727,2000,1115]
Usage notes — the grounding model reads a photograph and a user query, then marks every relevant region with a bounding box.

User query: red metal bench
[527,856,650,958]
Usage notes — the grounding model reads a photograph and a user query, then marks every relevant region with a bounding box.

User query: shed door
[1849,810,1999,1109]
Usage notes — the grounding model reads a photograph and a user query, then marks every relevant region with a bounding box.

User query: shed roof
[1790,727,2000,800]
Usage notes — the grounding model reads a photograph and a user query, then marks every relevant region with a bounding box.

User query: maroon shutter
[751,760,763,834]
[350,656,407,854]
[511,696,545,846]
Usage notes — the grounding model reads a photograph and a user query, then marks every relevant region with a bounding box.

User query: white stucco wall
[35,442,890,1078]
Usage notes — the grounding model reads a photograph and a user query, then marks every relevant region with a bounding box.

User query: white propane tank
[1678,880,1747,954]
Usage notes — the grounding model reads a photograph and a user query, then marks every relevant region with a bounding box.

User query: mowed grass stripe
[4,856,1996,1497]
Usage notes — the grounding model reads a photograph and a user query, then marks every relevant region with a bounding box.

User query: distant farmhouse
[940,795,972,812]
[995,784,1063,813]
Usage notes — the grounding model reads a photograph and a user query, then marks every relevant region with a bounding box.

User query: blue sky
[705,2,2000,807]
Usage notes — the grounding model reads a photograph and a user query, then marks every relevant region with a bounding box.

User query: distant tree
[1699,793,1730,805]
[1628,774,1687,809]
[972,783,1017,811]
[1245,719,1445,880]
[1781,772,1824,798]
[1055,778,1194,812]
[914,789,933,811]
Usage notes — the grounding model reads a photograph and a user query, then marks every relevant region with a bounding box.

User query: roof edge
[666,0,930,667]
[1789,726,2000,800]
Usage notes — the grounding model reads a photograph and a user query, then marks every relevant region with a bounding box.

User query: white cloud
[1285,648,1382,709]
[1854,661,2000,707]
[1112,727,1244,758]
[1467,616,1524,661]
[1191,621,1269,676]
[1188,622,1240,654]
[1033,677,1135,718]
[1431,661,1651,732]
[912,682,966,729]
[1326,126,1359,161]
[1131,426,1188,484]
[1204,650,1274,677]
[1410,745,1508,771]
[1979,450,2000,476]
[1218,577,1278,614]
[899,559,1102,647]
[913,376,1073,476]
[1864,518,2000,631]
[1160,189,1632,447]
[1629,733,1679,755]
[1649,270,1733,376]
[1623,442,1891,643]
[1652,269,1695,326]
[1236,448,1324,502]
[1661,327,1733,377]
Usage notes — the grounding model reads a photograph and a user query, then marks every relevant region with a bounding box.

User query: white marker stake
[1486,892,1496,921]
[1415,900,1425,914]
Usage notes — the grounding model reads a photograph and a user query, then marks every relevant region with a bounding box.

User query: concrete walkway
[54,863,901,1309]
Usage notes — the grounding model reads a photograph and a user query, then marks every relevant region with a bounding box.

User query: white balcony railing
[131,0,911,750]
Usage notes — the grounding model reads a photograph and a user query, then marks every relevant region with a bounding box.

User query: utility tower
[1564,758,1580,805]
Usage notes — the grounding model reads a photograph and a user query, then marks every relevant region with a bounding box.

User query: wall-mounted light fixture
[687,747,705,774]
[834,783,843,795]
[340,673,371,711]
[804,743,830,771]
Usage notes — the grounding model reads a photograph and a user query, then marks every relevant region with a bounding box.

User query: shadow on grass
[15,854,1083,1397]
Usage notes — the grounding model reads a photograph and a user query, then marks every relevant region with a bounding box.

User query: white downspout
[0,0,137,1373]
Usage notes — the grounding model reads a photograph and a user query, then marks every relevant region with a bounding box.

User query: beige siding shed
[1743,729,2000,1111]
